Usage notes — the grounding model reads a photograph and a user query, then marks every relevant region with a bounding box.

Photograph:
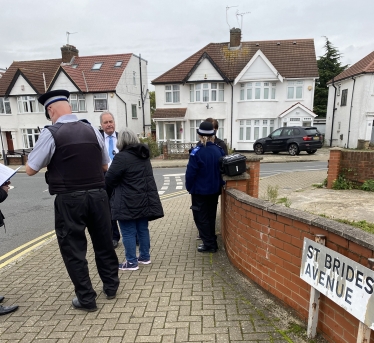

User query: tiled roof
[328,51,374,83]
[0,59,62,96]
[0,53,133,96]
[153,108,187,119]
[60,54,132,92]
[152,39,318,84]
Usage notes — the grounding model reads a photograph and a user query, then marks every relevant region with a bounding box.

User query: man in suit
[99,111,121,248]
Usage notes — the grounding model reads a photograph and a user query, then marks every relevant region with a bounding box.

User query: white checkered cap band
[44,95,68,107]
[198,128,214,135]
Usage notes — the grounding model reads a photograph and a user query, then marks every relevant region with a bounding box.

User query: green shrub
[332,175,354,190]
[361,179,374,192]
[139,136,161,158]
[277,197,292,207]
[264,185,279,203]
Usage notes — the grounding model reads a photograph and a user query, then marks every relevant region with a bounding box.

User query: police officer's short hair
[100,111,115,124]
[116,128,139,151]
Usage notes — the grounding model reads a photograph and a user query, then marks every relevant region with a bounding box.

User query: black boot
[0,305,18,315]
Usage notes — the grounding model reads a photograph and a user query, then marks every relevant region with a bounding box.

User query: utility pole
[139,54,146,136]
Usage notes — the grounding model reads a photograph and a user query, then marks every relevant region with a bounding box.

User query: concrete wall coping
[329,147,343,151]
[227,188,374,251]
[245,156,263,162]
[223,172,250,181]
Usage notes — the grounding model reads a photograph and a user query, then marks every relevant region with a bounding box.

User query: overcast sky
[1,0,373,90]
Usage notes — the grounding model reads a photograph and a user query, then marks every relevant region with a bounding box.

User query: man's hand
[26,163,38,176]
[1,183,10,193]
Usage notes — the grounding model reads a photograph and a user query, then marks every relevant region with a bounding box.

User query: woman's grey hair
[116,128,140,150]
[100,110,114,124]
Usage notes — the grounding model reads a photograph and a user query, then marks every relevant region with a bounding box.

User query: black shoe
[197,245,217,253]
[113,240,118,249]
[0,305,18,315]
[103,289,116,300]
[0,296,4,303]
[71,297,97,312]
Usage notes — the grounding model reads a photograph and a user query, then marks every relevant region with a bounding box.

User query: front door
[5,132,13,151]
[165,123,176,141]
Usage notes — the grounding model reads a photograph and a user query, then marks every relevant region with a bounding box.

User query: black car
[253,126,323,156]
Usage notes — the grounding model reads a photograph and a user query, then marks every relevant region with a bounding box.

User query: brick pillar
[245,157,262,198]
[163,141,168,160]
[327,148,342,189]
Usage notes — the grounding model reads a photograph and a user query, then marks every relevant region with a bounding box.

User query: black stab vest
[46,121,105,195]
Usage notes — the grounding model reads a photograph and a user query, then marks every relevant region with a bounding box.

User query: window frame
[240,82,276,101]
[17,96,42,114]
[287,81,303,100]
[93,93,108,111]
[341,89,348,106]
[69,93,86,112]
[165,84,180,103]
[131,104,137,118]
[239,119,275,141]
[21,128,39,148]
[92,62,103,70]
[189,83,224,103]
[0,97,11,114]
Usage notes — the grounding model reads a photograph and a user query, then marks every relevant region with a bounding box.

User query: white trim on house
[234,50,283,85]
[9,75,37,96]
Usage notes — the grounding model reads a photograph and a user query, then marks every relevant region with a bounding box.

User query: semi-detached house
[0,44,151,152]
[152,29,319,151]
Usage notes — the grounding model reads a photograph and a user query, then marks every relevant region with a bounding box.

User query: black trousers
[55,189,119,308]
[111,220,120,242]
[191,193,220,249]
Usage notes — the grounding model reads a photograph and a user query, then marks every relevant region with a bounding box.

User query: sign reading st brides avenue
[300,237,374,329]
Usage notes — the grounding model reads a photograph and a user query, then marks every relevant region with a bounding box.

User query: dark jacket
[214,136,228,155]
[105,144,164,221]
[0,188,8,228]
[185,142,225,195]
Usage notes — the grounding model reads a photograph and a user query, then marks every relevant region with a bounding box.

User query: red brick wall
[327,149,374,188]
[222,188,374,343]
[340,150,374,183]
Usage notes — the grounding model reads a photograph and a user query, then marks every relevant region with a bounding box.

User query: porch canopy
[153,108,187,119]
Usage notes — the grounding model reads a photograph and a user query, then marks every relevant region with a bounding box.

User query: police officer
[185,121,225,253]
[26,90,119,312]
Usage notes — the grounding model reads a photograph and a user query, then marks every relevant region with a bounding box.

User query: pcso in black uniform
[185,121,225,253]
[26,90,119,312]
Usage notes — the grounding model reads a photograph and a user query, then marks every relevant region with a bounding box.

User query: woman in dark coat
[105,129,164,271]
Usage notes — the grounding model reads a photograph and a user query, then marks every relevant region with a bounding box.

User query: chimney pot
[229,28,241,49]
[61,44,79,63]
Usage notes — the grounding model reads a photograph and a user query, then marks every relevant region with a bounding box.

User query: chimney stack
[229,28,242,49]
[61,44,79,63]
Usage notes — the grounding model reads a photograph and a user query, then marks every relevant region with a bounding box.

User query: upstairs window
[287,81,303,99]
[165,85,180,103]
[70,94,86,112]
[17,96,42,113]
[93,93,108,111]
[341,89,348,106]
[189,83,224,102]
[240,82,276,100]
[115,61,122,67]
[22,128,39,148]
[92,62,103,70]
[133,71,136,85]
[0,97,11,114]
[132,104,137,118]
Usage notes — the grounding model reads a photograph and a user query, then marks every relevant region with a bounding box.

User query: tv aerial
[66,31,78,45]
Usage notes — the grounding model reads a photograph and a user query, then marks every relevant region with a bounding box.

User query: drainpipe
[330,78,337,147]
[347,77,356,149]
[115,92,128,127]
[230,82,233,150]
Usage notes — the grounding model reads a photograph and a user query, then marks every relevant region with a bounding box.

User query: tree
[149,91,156,130]
[314,37,347,117]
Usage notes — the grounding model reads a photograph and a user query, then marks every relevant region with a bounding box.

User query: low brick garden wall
[221,186,374,343]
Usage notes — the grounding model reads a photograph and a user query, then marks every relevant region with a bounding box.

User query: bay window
[240,82,276,100]
[189,83,224,102]
[21,128,39,148]
[239,119,274,141]
[17,96,42,113]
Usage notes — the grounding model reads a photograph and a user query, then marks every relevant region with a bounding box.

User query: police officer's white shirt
[103,132,118,167]
[27,114,110,172]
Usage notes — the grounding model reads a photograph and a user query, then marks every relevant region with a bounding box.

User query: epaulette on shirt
[190,146,200,156]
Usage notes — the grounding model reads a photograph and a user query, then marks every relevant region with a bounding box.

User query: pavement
[0,147,371,342]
